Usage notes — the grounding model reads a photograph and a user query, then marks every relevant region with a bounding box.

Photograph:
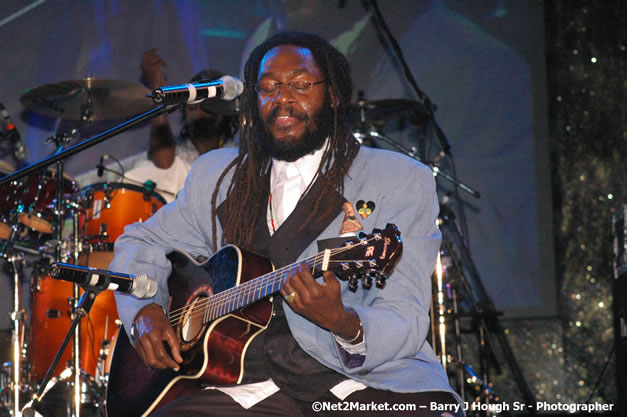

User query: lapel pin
[356,200,375,219]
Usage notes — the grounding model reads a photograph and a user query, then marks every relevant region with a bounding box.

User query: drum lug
[99,223,109,240]
[104,188,113,208]
[82,190,94,209]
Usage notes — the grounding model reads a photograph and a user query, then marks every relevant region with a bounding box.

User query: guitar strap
[217,172,348,401]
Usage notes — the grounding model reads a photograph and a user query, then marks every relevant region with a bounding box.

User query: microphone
[0,102,29,161]
[97,154,107,177]
[49,262,158,299]
[151,75,243,105]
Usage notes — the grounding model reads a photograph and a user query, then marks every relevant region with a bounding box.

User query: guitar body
[105,246,274,417]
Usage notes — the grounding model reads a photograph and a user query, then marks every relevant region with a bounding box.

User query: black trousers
[149,387,464,417]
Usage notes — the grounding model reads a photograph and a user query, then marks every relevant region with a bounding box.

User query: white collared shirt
[267,140,328,232]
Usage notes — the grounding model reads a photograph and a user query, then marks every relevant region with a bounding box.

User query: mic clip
[143,180,156,200]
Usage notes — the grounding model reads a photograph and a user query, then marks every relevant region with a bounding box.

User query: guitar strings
[166,257,321,325]
[166,258,360,327]
[165,237,386,326]
[165,243,342,322]
[166,250,328,325]
[165,236,387,326]
[163,239,371,323]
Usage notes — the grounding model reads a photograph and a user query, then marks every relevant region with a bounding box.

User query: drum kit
[0,78,165,417]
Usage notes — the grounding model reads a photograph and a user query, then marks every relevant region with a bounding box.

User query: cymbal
[346,98,430,128]
[21,78,156,120]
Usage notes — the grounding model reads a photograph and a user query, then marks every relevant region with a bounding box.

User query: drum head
[80,182,166,205]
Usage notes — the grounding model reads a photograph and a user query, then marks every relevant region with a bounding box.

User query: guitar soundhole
[180,296,207,343]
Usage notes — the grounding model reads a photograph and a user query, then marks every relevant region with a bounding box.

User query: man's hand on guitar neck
[280,263,364,345]
[132,303,183,371]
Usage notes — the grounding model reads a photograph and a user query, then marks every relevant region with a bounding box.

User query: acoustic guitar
[105,224,402,416]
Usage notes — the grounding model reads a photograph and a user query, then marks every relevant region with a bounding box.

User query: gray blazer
[112,145,458,397]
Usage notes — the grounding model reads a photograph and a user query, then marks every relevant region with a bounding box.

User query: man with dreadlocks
[111,32,463,416]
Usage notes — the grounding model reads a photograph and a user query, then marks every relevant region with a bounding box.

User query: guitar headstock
[326,223,402,292]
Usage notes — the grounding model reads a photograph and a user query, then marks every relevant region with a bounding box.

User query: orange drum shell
[81,183,165,244]
[30,274,119,380]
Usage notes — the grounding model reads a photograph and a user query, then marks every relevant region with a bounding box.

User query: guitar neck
[202,252,325,323]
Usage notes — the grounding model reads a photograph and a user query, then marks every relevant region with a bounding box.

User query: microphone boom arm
[0,103,181,186]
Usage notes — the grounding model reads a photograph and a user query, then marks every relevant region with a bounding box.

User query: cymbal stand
[1,225,27,417]
[48,133,84,417]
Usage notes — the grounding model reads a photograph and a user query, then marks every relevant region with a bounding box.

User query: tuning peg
[362,273,373,290]
[348,275,359,292]
[375,272,388,289]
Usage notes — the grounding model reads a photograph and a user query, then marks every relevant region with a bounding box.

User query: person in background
[124,49,238,202]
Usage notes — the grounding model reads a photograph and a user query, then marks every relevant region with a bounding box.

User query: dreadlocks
[211,31,360,251]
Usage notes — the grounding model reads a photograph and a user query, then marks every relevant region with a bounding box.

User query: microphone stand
[0,104,180,186]
[22,286,100,417]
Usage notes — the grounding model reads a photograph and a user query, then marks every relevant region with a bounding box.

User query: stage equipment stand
[1,228,27,417]
[53,134,84,417]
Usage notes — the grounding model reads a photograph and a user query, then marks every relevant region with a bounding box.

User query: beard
[257,93,334,162]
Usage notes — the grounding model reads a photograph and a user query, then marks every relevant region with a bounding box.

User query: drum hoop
[80,182,166,205]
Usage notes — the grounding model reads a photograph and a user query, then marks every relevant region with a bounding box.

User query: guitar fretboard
[200,253,323,323]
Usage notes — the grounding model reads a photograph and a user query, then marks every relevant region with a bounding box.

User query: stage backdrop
[0,0,554,327]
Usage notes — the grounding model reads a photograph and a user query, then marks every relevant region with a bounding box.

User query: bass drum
[29,271,119,382]
[78,182,166,269]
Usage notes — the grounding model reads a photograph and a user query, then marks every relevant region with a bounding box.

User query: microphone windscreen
[220,76,244,101]
[132,274,158,299]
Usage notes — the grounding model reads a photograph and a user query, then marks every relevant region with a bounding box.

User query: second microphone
[151,75,243,105]
[49,262,158,299]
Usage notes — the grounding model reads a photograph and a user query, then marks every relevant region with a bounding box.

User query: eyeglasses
[255,79,328,96]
